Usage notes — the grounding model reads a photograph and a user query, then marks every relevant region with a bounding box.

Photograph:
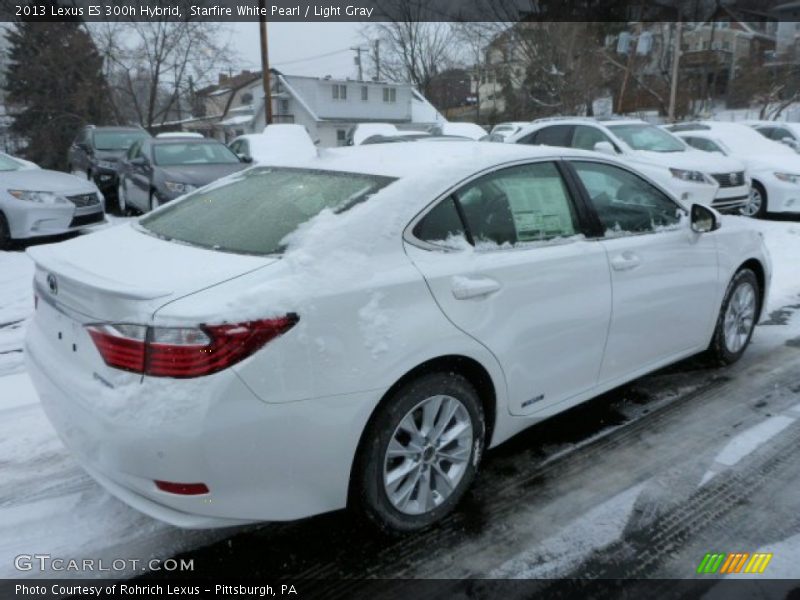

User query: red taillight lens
[154,480,209,495]
[86,315,298,378]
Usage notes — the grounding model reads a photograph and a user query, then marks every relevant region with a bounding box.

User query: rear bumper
[24,315,376,528]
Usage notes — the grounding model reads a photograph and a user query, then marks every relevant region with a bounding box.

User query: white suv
[505,118,750,213]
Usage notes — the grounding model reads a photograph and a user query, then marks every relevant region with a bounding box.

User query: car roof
[296,140,605,179]
[150,137,225,146]
[90,126,147,132]
[513,117,647,139]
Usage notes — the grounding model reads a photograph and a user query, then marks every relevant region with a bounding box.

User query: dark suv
[67,126,151,207]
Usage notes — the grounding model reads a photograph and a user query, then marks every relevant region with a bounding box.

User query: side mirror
[237,153,253,163]
[593,141,617,156]
[130,157,147,166]
[781,137,800,149]
[691,203,720,233]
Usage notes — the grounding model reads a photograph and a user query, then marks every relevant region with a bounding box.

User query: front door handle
[610,251,642,272]
[452,275,502,300]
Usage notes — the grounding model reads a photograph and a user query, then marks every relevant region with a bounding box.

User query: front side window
[571,161,684,234]
[684,136,726,154]
[127,141,142,160]
[606,124,686,152]
[140,168,395,256]
[454,162,578,247]
[153,142,240,166]
[572,125,618,152]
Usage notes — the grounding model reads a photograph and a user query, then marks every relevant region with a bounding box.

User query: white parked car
[155,132,204,139]
[505,118,750,213]
[429,122,487,140]
[229,125,318,164]
[745,120,800,152]
[667,121,800,218]
[489,121,530,140]
[0,153,105,250]
[26,142,770,532]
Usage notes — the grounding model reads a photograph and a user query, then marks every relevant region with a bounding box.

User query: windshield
[140,167,395,255]
[153,142,241,166]
[0,154,23,171]
[93,130,149,151]
[607,124,686,152]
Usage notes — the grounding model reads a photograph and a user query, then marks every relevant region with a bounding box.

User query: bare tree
[362,4,455,97]
[88,12,234,129]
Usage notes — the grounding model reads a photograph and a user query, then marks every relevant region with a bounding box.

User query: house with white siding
[182,69,444,147]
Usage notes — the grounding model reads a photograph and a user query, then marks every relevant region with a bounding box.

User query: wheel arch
[738,258,767,322]
[347,354,498,502]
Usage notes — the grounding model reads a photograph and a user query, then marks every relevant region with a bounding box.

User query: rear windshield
[139,167,395,255]
[153,142,240,166]
[93,130,149,151]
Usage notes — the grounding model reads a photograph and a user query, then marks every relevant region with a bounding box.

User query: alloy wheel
[741,187,762,217]
[383,394,473,515]
[723,281,756,354]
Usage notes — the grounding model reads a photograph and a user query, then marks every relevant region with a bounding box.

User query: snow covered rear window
[139,167,395,256]
[606,124,686,153]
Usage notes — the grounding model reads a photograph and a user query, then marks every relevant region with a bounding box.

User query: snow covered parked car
[26,142,770,533]
[0,152,105,250]
[505,118,750,213]
[747,120,800,153]
[428,121,487,140]
[667,121,800,218]
[228,124,318,164]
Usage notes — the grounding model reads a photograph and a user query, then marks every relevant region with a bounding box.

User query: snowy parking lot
[1,216,800,586]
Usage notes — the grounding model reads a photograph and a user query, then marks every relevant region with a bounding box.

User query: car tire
[117,182,128,216]
[0,212,11,251]
[707,268,760,365]
[742,182,767,219]
[352,372,485,534]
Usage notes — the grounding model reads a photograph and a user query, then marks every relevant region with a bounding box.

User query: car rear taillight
[154,480,209,495]
[86,315,298,378]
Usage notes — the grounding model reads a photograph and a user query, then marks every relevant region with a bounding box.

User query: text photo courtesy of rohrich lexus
[2,1,800,598]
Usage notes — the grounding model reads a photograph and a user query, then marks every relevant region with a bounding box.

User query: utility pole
[373,39,381,81]
[351,46,366,81]
[617,22,642,114]
[668,16,683,122]
[258,0,272,125]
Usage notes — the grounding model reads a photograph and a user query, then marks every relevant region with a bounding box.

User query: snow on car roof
[305,141,592,180]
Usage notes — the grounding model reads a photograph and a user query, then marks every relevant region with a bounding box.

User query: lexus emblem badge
[47,273,58,295]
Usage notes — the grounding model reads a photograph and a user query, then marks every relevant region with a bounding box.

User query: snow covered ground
[0,216,799,582]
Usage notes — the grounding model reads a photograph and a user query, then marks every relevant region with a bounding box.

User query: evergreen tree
[5,16,111,170]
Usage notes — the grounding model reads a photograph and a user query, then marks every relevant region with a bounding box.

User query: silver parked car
[0,153,105,250]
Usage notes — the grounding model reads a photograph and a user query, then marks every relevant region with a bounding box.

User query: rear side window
[140,167,395,255]
[454,162,578,247]
[413,197,465,245]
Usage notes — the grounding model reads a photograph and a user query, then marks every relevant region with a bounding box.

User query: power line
[272,47,352,67]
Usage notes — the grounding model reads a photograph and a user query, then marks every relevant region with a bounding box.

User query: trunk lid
[27,222,275,323]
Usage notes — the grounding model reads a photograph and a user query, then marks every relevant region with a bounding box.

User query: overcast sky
[230,22,367,79]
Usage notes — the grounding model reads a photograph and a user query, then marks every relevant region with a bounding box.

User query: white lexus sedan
[25,142,770,533]
[666,121,800,218]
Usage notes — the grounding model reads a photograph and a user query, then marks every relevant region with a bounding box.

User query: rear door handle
[451,275,502,300]
[610,251,642,272]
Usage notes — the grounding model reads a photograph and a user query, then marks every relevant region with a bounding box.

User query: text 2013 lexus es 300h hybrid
[25,142,770,533]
